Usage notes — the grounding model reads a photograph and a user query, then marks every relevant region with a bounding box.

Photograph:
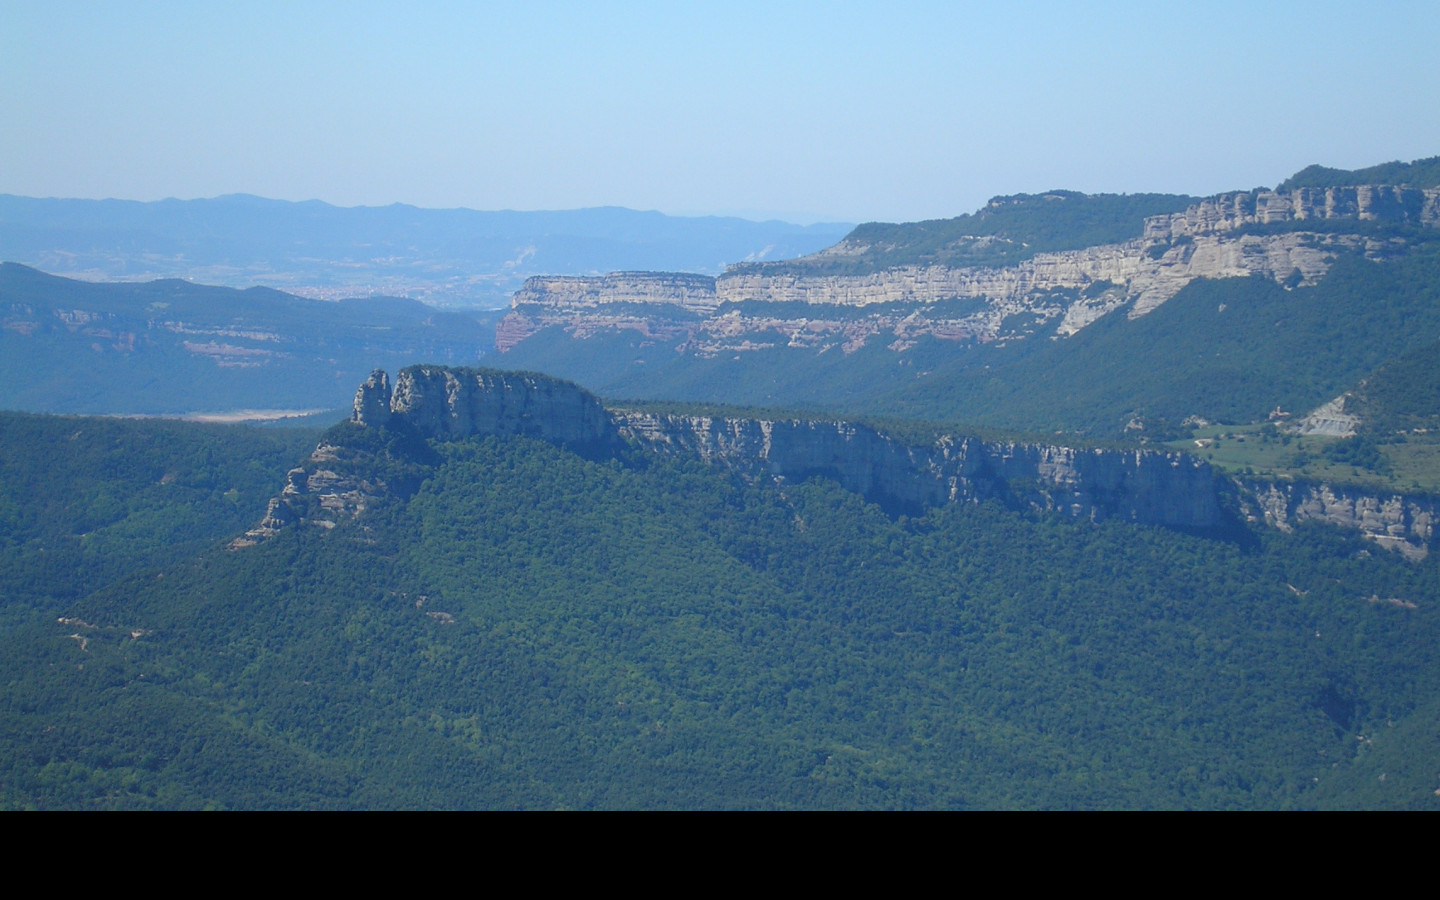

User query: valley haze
[0,195,852,309]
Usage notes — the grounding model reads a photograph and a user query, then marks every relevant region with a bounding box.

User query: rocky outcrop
[1239,479,1438,559]
[364,365,613,449]
[235,366,612,546]
[352,369,392,429]
[1294,395,1360,437]
[229,441,390,548]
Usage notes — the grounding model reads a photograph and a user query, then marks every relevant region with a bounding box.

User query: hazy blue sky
[4,1,1438,223]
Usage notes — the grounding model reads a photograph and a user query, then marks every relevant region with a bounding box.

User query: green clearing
[1169,424,1440,494]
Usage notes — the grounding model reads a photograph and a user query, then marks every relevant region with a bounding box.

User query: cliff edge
[239,366,1230,545]
[236,366,1438,557]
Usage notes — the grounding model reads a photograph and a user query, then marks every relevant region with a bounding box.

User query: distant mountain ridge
[497,158,1440,440]
[9,156,1440,448]
[0,194,851,307]
[0,263,494,415]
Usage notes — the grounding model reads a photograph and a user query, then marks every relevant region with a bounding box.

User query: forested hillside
[3,411,1438,809]
[0,412,319,609]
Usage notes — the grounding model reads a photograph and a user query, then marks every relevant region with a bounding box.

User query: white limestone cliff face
[612,411,1223,527]
[512,272,720,313]
[715,244,1148,307]
[1240,479,1437,559]
[501,185,1430,354]
[713,230,1364,324]
[1144,186,1440,240]
[378,365,612,447]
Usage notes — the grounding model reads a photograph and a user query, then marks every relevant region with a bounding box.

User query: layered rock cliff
[614,411,1221,526]
[1238,478,1438,560]
[239,367,1439,557]
[1144,185,1440,240]
[709,230,1367,325]
[230,438,394,548]
[241,366,1227,544]
[498,185,1434,354]
[511,272,720,314]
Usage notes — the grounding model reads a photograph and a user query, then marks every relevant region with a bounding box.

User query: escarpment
[240,366,1229,546]
[613,412,1222,527]
[375,364,613,448]
[511,272,720,314]
[232,366,613,547]
[497,184,1439,354]
[1237,478,1439,560]
[1144,185,1440,240]
[238,367,1437,557]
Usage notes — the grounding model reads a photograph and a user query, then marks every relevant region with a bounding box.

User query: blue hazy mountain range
[0,194,852,308]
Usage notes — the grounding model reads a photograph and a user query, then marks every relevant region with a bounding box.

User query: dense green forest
[3,410,1438,809]
[0,412,319,613]
[1347,340,1440,436]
